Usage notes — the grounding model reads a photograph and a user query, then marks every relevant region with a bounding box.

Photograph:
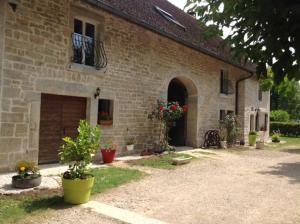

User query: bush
[270,110,290,122]
[271,134,280,143]
[270,122,300,137]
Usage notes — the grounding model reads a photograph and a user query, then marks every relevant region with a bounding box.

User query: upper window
[73,19,95,66]
[154,6,186,31]
[72,18,107,69]
[258,86,263,101]
[220,69,229,94]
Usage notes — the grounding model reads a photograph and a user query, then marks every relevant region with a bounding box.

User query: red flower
[183,105,189,113]
[159,106,165,111]
[170,105,177,111]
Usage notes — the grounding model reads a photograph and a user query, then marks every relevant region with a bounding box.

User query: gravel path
[30,149,300,224]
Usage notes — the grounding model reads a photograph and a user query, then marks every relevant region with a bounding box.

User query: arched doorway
[168,78,188,146]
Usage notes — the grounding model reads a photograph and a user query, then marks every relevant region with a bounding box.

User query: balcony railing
[72,33,107,69]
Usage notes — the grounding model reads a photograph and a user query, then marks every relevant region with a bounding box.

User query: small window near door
[255,113,259,131]
[220,69,229,94]
[98,99,113,126]
[220,110,226,121]
[250,114,254,131]
[227,110,234,116]
[258,86,263,101]
[264,114,268,130]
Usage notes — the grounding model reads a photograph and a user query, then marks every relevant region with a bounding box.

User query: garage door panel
[39,94,86,164]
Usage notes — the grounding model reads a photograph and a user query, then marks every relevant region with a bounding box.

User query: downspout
[235,72,255,115]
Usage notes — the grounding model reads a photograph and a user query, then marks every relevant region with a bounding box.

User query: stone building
[0,0,270,171]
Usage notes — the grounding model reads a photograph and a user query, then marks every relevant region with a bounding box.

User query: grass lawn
[265,137,300,150]
[127,153,195,170]
[0,167,144,224]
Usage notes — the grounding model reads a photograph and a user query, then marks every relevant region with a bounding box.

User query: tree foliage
[270,110,290,122]
[186,0,300,82]
[271,76,300,120]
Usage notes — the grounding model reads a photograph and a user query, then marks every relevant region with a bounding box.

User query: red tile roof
[87,0,255,72]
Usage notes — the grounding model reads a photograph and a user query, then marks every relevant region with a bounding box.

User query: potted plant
[272,133,281,143]
[59,120,101,204]
[98,111,113,126]
[126,138,135,151]
[12,161,41,189]
[101,140,117,163]
[248,131,257,146]
[219,123,227,148]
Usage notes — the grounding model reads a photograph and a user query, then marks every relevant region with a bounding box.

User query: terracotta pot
[99,120,113,126]
[12,175,42,189]
[101,149,116,163]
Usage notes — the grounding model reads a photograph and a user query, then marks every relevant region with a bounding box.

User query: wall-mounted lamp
[8,0,21,12]
[94,87,101,99]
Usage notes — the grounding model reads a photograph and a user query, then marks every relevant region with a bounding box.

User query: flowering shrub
[149,100,188,151]
[99,111,112,121]
[155,100,186,122]
[15,161,40,179]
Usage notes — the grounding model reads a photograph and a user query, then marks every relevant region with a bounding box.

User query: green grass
[265,136,300,150]
[0,167,144,224]
[90,167,145,194]
[127,153,195,170]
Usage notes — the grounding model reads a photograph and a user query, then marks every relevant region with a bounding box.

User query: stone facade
[0,0,270,171]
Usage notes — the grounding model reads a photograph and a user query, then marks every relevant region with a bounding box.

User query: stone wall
[0,0,269,171]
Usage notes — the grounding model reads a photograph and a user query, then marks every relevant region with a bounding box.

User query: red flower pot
[101,149,116,163]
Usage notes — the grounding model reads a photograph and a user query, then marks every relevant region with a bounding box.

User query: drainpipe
[235,72,254,115]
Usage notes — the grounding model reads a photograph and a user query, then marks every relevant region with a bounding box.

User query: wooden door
[39,94,86,164]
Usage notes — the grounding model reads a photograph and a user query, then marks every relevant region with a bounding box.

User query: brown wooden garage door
[39,94,87,164]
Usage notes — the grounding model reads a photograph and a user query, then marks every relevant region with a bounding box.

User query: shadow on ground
[282,148,300,154]
[259,162,300,184]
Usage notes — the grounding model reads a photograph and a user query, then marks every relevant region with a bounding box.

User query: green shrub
[271,133,281,142]
[270,122,300,137]
[59,120,101,179]
[270,110,290,122]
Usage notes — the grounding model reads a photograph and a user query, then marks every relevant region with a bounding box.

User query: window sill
[219,93,233,98]
[68,63,106,75]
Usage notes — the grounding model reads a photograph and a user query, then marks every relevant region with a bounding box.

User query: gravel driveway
[29,149,300,224]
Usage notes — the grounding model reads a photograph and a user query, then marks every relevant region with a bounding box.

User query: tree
[186,0,300,83]
[271,76,300,120]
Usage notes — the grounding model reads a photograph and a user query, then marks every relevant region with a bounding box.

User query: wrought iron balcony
[72,33,107,69]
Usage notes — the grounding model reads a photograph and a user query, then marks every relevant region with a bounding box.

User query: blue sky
[168,0,186,9]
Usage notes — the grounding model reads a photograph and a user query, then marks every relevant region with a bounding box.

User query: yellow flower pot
[248,134,257,146]
[62,176,94,204]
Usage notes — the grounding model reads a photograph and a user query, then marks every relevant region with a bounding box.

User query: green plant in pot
[59,120,101,205]
[271,131,281,143]
[248,131,257,146]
